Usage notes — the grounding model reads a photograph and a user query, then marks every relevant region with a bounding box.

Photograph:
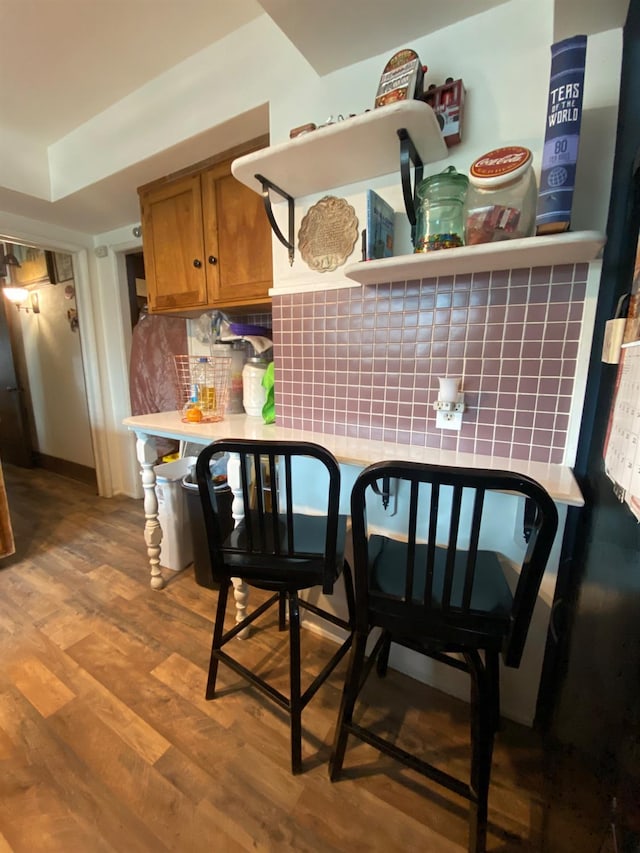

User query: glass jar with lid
[414,166,469,252]
[464,146,537,245]
[242,356,268,417]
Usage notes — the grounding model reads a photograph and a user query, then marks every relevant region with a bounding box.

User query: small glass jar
[414,166,469,252]
[464,146,537,245]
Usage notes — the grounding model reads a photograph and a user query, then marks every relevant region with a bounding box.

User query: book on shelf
[535,34,587,235]
[365,189,395,260]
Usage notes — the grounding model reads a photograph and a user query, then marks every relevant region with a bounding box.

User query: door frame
[0,225,110,495]
[0,295,33,466]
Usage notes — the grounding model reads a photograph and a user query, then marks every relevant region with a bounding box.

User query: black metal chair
[329,460,558,853]
[196,439,355,774]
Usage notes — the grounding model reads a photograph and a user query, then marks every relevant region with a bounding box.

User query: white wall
[89,225,145,499]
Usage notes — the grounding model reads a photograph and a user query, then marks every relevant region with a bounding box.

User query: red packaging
[420,78,465,147]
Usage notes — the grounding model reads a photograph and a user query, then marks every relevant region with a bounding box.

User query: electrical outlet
[434,393,465,430]
[436,410,463,430]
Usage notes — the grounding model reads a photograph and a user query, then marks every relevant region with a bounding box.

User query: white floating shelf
[232,100,447,198]
[344,231,606,285]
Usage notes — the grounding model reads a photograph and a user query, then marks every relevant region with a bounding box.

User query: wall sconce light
[433,376,465,431]
[1,247,27,303]
[13,291,40,313]
[2,283,29,305]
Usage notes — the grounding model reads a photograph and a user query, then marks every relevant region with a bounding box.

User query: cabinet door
[140,175,209,313]
[202,165,272,309]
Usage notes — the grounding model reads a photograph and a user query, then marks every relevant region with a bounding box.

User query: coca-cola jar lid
[469,146,533,187]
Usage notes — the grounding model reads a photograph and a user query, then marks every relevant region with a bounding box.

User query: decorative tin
[374,49,425,109]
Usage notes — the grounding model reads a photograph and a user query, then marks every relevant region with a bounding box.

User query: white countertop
[124,411,584,507]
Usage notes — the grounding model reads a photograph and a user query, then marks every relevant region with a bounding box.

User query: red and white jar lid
[469,146,533,188]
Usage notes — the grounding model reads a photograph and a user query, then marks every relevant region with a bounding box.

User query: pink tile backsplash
[272,264,588,464]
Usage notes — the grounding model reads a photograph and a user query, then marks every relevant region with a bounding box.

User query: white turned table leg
[227,452,250,638]
[134,430,164,590]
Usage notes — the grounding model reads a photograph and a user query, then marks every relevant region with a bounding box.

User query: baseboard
[33,453,97,489]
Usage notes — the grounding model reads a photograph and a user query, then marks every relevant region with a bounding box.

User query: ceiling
[0,0,628,236]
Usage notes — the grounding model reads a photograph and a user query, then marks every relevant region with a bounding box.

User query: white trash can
[154,456,198,571]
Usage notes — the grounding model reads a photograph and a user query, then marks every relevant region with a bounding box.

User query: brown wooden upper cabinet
[138,147,272,315]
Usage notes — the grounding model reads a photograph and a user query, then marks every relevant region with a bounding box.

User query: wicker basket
[174,354,232,422]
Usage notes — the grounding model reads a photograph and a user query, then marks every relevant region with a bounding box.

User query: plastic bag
[261,362,275,424]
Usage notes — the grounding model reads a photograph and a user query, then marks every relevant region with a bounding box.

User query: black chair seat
[369,534,513,616]
[223,512,347,591]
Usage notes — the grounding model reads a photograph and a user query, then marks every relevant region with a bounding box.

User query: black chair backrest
[196,439,342,593]
[350,461,559,667]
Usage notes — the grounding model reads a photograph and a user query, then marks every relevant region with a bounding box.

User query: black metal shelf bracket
[256,173,295,266]
[397,128,424,246]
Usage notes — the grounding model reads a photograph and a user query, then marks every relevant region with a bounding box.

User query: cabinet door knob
[193,259,202,268]
[208,255,217,265]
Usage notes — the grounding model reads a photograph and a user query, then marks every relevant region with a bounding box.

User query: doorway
[0,240,96,486]
[0,296,32,467]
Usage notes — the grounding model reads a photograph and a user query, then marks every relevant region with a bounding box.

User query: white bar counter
[124,411,584,726]
[124,411,583,587]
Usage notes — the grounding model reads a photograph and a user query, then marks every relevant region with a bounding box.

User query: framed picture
[5,243,50,286]
[45,251,74,284]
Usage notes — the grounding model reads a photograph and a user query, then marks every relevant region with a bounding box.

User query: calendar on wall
[603,243,640,520]
[604,341,640,521]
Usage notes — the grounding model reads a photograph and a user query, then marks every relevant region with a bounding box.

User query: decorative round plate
[298,195,359,273]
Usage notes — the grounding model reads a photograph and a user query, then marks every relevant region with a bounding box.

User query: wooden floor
[0,465,616,852]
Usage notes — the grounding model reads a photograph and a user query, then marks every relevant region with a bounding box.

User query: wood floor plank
[0,688,159,853]
[9,655,76,718]
[53,633,172,766]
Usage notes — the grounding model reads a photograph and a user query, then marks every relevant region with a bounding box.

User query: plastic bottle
[182,391,203,423]
[242,356,268,417]
[194,356,215,413]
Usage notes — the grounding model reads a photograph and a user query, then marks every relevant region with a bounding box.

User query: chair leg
[375,630,392,678]
[278,590,287,631]
[288,592,303,774]
[486,650,501,734]
[329,629,368,780]
[342,560,356,629]
[206,578,231,700]
[467,651,496,853]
